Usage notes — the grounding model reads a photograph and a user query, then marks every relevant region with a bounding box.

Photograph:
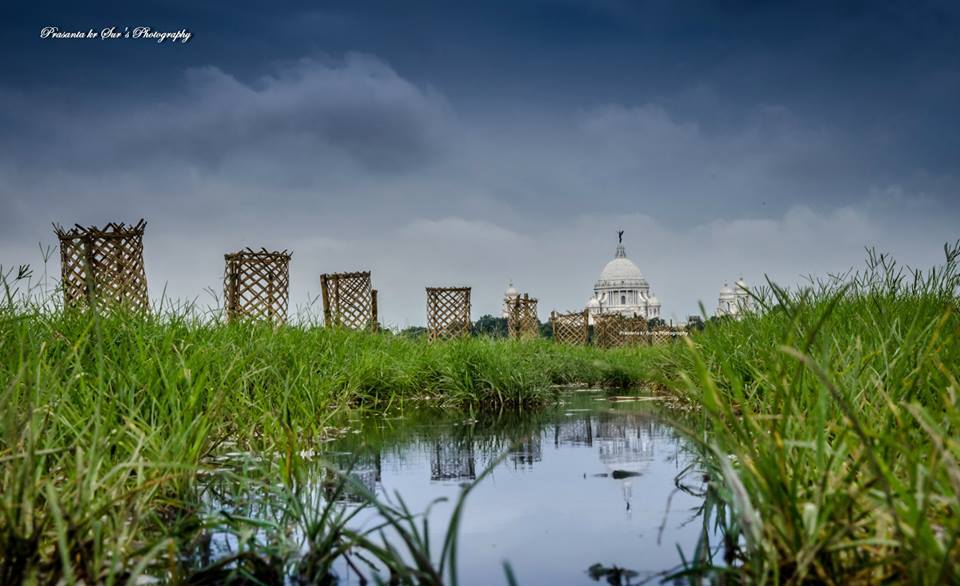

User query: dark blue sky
[2,0,958,323]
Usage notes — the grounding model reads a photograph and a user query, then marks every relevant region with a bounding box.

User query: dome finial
[614,229,627,258]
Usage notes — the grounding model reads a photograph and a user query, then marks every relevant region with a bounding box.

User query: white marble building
[502,282,519,318]
[585,237,662,322]
[716,277,753,318]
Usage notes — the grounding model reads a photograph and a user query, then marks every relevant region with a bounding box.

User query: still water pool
[199,390,716,584]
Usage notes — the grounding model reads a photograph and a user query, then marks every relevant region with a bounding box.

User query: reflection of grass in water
[177,447,509,584]
[331,406,560,456]
[193,404,679,584]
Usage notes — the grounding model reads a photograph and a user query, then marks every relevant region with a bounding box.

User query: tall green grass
[654,243,960,583]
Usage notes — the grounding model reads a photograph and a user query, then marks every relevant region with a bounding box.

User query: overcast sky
[2,0,958,326]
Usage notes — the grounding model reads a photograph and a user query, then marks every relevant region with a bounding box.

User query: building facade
[716,277,753,318]
[585,238,662,322]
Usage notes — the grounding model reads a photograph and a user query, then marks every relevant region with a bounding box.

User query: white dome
[647,295,659,306]
[589,237,662,320]
[735,277,749,295]
[505,282,519,297]
[599,257,644,283]
[719,283,736,299]
[595,242,648,288]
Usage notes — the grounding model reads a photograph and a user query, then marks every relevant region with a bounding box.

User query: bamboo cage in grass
[53,219,149,312]
[425,287,471,341]
[320,271,378,331]
[550,309,589,345]
[223,248,291,324]
[507,293,540,340]
[623,315,649,346]
[593,314,648,348]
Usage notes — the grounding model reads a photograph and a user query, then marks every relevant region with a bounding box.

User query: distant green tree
[707,314,734,328]
[399,326,428,339]
[647,317,666,330]
[472,314,507,337]
[539,320,552,339]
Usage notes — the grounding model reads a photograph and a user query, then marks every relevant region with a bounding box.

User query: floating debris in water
[608,395,668,402]
[586,470,643,479]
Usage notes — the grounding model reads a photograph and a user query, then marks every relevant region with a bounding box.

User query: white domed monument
[716,276,754,318]
[716,283,737,317]
[585,231,662,322]
[502,282,519,318]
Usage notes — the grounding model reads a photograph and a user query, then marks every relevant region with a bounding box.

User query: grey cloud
[4,53,453,178]
[0,48,956,326]
[444,99,877,223]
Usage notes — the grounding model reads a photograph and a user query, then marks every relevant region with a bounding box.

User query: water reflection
[322,451,381,503]
[326,408,681,496]
[431,438,477,481]
[508,433,542,469]
[555,413,594,447]
[195,393,714,584]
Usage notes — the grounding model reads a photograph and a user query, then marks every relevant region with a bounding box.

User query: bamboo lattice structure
[551,310,589,345]
[507,293,539,339]
[53,220,149,312]
[593,314,648,348]
[320,271,378,330]
[224,248,292,324]
[426,287,471,341]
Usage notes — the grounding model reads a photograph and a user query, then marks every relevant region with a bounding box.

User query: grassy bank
[651,244,960,584]
[0,305,653,583]
[3,242,958,584]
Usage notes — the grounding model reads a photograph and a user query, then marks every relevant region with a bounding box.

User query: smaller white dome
[735,277,749,293]
[586,297,601,309]
[647,295,659,306]
[505,282,519,297]
[719,283,736,298]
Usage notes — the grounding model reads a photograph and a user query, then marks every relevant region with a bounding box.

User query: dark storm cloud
[3,54,451,175]
[1,0,958,323]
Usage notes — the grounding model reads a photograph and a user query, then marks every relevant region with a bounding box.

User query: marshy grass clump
[654,243,960,583]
